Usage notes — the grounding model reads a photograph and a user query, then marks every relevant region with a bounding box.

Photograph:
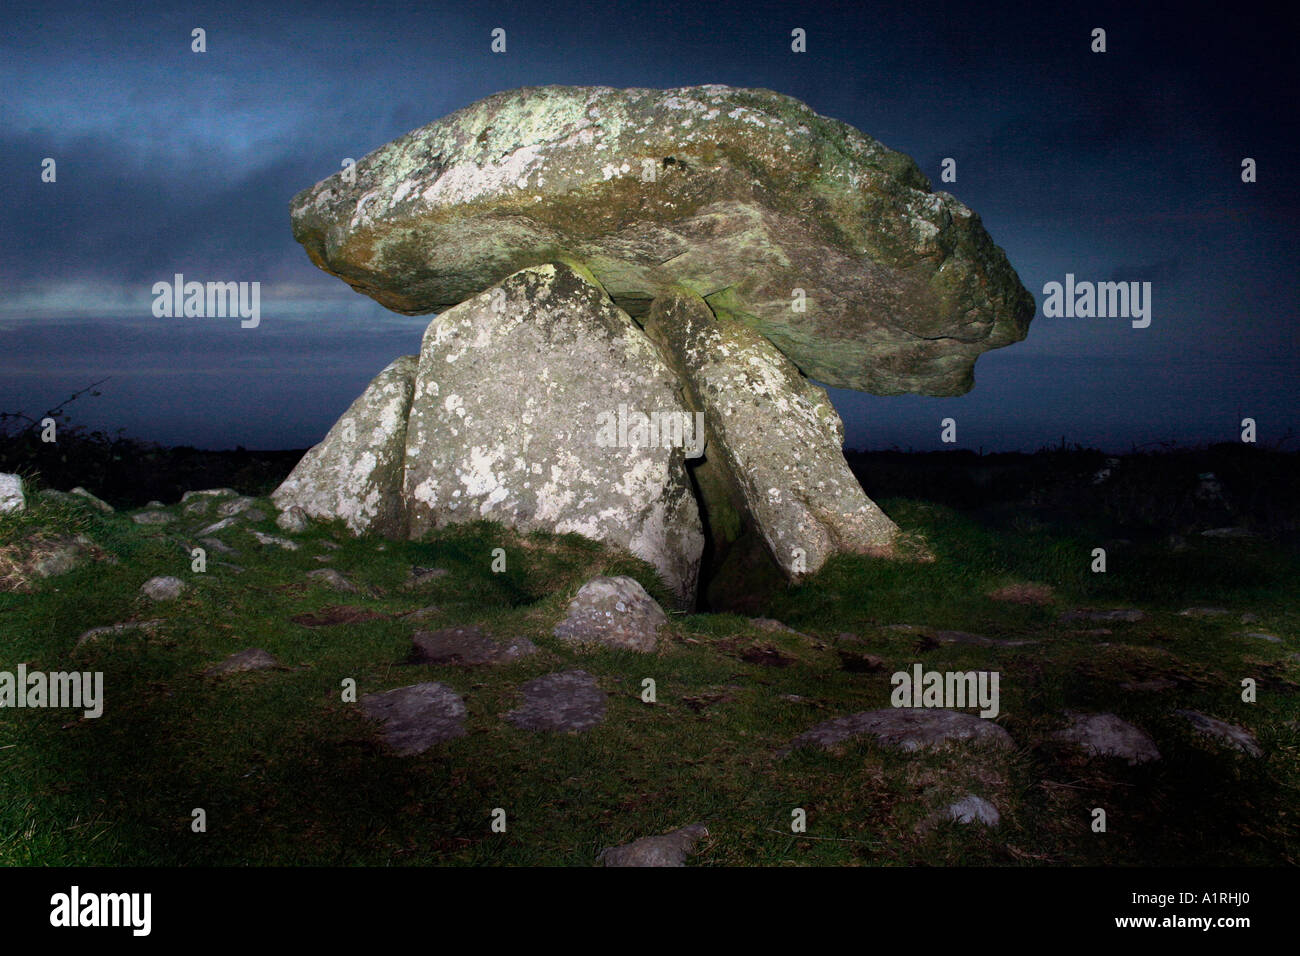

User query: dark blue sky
[3,0,1296,451]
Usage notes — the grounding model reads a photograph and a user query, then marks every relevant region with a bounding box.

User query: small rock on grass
[140,576,185,601]
[946,794,1000,827]
[598,824,709,867]
[205,648,279,676]
[251,531,299,550]
[361,682,467,755]
[411,625,537,666]
[74,619,164,648]
[305,568,357,593]
[554,576,667,653]
[1060,608,1145,624]
[0,474,26,513]
[506,670,606,732]
[1052,712,1160,765]
[276,506,310,532]
[131,511,175,525]
[69,487,113,512]
[198,537,237,555]
[786,708,1014,754]
[1174,710,1262,757]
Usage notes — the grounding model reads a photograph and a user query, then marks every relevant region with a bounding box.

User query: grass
[0,488,1297,866]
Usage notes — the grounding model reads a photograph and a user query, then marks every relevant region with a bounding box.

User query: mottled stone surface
[206,648,279,676]
[643,288,899,579]
[139,575,185,602]
[276,505,310,532]
[272,355,418,536]
[1175,710,1262,757]
[403,264,703,605]
[946,794,1000,827]
[361,681,467,755]
[0,473,24,513]
[290,85,1033,395]
[1052,712,1161,765]
[131,511,175,525]
[505,670,607,732]
[305,568,358,592]
[554,575,668,652]
[69,487,113,513]
[411,625,537,666]
[598,823,709,866]
[787,708,1014,753]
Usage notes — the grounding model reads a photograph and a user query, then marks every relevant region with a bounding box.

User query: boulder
[643,287,900,579]
[598,823,709,866]
[69,487,113,513]
[140,576,185,602]
[360,681,467,755]
[290,85,1033,395]
[402,263,703,605]
[554,575,668,652]
[272,354,418,536]
[1052,712,1160,765]
[0,473,25,513]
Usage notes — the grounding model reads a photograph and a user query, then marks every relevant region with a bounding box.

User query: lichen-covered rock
[554,575,669,652]
[786,708,1014,754]
[598,823,709,866]
[290,85,1033,395]
[1052,712,1161,765]
[643,288,899,579]
[272,354,417,536]
[0,474,25,513]
[403,263,703,605]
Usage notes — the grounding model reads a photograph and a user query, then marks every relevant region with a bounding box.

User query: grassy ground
[1,488,1297,866]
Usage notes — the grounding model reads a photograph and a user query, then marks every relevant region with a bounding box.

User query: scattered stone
[0,474,25,513]
[145,500,165,509]
[131,511,176,525]
[313,555,332,562]
[946,794,1000,827]
[140,576,186,602]
[216,496,260,517]
[205,648,279,676]
[411,625,538,666]
[251,531,300,550]
[181,488,238,502]
[290,605,387,627]
[197,537,237,555]
[1174,710,1262,757]
[403,566,448,589]
[1060,608,1145,623]
[276,506,311,533]
[932,629,1038,648]
[318,541,341,550]
[505,670,607,732]
[197,517,240,535]
[183,499,211,516]
[400,605,441,621]
[598,823,709,867]
[360,682,467,755]
[554,576,668,653]
[1052,712,1160,765]
[0,534,104,591]
[838,650,887,672]
[987,582,1055,605]
[1178,607,1232,618]
[740,643,794,667]
[68,487,113,512]
[1240,631,1282,644]
[1199,527,1259,539]
[74,619,164,648]
[750,618,805,636]
[305,568,358,593]
[787,708,1014,754]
